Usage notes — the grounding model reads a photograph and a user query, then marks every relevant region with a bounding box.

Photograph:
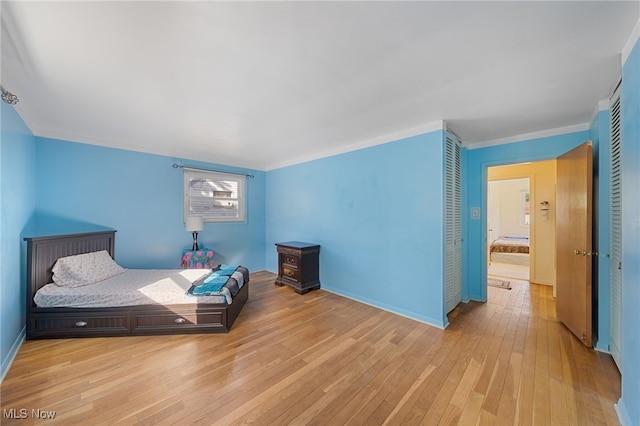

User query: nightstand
[274,242,320,294]
[181,248,215,269]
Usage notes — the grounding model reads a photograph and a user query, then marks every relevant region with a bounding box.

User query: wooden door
[556,142,593,347]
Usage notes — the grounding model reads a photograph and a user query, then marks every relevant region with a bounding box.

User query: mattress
[490,252,530,266]
[34,268,244,308]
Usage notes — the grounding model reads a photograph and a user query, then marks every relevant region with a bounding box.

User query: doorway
[485,160,558,298]
[487,177,531,283]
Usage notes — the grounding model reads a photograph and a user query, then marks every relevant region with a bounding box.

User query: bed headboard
[24,230,116,310]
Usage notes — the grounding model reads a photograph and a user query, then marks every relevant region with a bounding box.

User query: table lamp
[185,216,204,251]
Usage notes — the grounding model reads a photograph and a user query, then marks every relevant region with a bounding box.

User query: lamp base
[192,232,200,251]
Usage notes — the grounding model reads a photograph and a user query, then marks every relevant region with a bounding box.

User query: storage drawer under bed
[29,312,130,337]
[132,309,226,332]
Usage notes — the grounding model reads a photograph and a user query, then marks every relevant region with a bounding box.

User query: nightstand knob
[174,318,186,324]
[75,321,88,327]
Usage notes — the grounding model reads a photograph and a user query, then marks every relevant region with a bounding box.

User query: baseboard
[593,340,610,354]
[615,398,631,426]
[1,326,26,383]
[530,280,553,286]
[322,286,446,330]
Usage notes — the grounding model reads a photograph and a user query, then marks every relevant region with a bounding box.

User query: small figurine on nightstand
[181,248,215,269]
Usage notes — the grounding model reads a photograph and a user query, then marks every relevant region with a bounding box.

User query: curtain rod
[172,163,254,178]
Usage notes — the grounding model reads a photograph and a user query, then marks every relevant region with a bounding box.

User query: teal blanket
[189,265,240,296]
[191,274,229,295]
[216,265,239,276]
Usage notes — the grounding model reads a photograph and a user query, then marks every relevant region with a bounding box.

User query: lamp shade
[185,216,204,232]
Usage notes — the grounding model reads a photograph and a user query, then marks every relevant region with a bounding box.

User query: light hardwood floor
[1,272,620,425]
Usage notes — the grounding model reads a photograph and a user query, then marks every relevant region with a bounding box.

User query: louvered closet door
[445,132,462,314]
[609,83,622,369]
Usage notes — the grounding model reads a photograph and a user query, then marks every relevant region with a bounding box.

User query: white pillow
[52,250,125,287]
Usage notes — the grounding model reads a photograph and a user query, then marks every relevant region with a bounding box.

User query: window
[184,170,246,222]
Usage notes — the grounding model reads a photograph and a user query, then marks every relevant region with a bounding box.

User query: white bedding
[34,269,241,308]
[490,252,530,266]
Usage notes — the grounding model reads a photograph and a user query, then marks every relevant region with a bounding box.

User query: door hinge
[581,332,586,341]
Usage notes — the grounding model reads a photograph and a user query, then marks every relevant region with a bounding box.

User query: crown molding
[265,120,444,171]
[466,122,590,150]
[589,98,611,125]
[622,16,640,66]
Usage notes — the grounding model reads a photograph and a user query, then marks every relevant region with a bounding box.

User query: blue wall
[1,104,36,380]
[34,138,266,271]
[617,32,640,426]
[466,131,591,302]
[265,130,449,328]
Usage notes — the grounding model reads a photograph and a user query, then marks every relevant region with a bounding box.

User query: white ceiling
[2,1,638,171]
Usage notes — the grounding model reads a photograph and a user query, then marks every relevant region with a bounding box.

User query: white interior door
[445,132,462,314]
[610,83,622,368]
[487,181,500,245]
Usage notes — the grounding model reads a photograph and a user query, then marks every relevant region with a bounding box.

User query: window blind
[184,170,246,222]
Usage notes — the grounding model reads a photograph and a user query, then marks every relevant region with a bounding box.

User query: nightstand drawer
[282,266,300,282]
[283,255,300,267]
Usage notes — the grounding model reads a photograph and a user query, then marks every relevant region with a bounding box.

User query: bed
[24,230,249,339]
[489,235,530,266]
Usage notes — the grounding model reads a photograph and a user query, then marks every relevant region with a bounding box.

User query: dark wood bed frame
[24,230,248,339]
